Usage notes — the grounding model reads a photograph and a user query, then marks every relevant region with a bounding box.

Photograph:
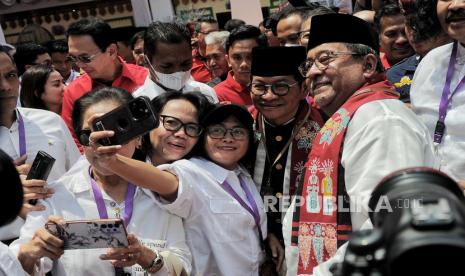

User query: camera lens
[130,98,149,121]
[101,224,107,229]
[108,224,113,228]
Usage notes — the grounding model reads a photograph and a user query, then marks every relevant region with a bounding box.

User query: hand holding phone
[92,96,159,146]
[26,151,55,205]
[45,218,129,250]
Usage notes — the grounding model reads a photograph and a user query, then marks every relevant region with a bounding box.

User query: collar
[117,57,138,82]
[456,42,465,65]
[394,55,420,71]
[193,157,251,184]
[225,71,248,92]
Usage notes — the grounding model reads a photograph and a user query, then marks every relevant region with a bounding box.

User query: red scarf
[295,81,398,274]
[250,101,324,197]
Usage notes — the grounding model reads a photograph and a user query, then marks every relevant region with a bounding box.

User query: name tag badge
[132,239,167,275]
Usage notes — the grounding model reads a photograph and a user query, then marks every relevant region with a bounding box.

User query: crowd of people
[0,0,464,275]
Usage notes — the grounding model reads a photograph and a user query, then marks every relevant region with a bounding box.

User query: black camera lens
[129,98,149,121]
[101,224,107,229]
[108,224,113,228]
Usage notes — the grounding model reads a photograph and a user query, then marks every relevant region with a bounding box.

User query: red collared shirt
[380,53,392,70]
[61,58,148,150]
[191,49,212,83]
[214,71,253,106]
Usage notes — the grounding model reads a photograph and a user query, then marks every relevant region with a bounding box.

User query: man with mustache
[410,0,465,188]
[374,3,415,69]
[283,14,436,275]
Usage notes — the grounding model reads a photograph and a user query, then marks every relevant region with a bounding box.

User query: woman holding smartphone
[89,104,268,276]
[10,87,192,276]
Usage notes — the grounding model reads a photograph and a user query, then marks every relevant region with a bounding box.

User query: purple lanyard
[222,175,264,249]
[17,111,26,157]
[88,167,136,226]
[434,41,465,144]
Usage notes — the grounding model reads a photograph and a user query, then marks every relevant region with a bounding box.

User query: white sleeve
[58,117,80,171]
[9,200,55,275]
[162,215,192,275]
[0,217,24,241]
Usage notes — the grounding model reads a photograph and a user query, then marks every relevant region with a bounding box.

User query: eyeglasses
[249,82,299,96]
[68,52,102,64]
[160,115,202,137]
[278,32,301,46]
[298,51,363,77]
[77,129,91,146]
[207,125,248,140]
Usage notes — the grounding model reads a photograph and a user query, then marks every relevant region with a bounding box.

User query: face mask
[284,43,301,47]
[144,55,191,91]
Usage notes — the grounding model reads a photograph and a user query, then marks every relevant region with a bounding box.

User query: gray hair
[205,31,230,50]
[344,43,385,73]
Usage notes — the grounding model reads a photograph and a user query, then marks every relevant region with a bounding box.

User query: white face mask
[284,43,301,47]
[144,55,191,91]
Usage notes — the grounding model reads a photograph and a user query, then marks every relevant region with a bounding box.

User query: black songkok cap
[251,46,306,77]
[307,13,378,52]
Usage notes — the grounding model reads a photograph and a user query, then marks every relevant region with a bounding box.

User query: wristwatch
[145,249,164,273]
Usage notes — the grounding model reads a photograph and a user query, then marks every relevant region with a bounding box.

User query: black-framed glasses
[160,115,202,137]
[77,129,91,146]
[68,52,102,64]
[249,82,299,97]
[207,125,248,140]
[298,51,363,77]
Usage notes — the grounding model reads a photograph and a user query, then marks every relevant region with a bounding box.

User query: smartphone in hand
[92,96,159,146]
[26,151,55,205]
[45,218,129,250]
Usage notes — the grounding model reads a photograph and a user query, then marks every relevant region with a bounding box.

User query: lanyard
[17,111,26,157]
[88,167,136,226]
[222,175,264,250]
[435,41,465,144]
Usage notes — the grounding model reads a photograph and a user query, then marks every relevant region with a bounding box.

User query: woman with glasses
[140,91,211,166]
[11,87,191,276]
[20,64,66,114]
[88,103,266,276]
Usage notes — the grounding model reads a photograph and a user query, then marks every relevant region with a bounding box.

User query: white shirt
[0,242,27,276]
[65,70,80,86]
[133,76,219,103]
[411,42,465,181]
[0,108,80,240]
[157,157,267,276]
[282,99,438,276]
[10,158,191,276]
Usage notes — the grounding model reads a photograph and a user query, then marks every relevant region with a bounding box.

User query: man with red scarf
[282,14,437,275]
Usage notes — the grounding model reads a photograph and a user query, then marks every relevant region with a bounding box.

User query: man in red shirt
[61,18,147,148]
[214,25,267,106]
[191,16,219,84]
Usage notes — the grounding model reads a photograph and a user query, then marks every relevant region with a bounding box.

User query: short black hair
[374,3,403,32]
[46,39,69,54]
[403,0,444,43]
[0,149,23,227]
[72,87,133,137]
[195,15,218,33]
[13,42,49,76]
[144,21,191,59]
[67,17,115,52]
[226,25,268,53]
[224,18,246,33]
[278,6,318,22]
[20,64,55,110]
[140,91,213,161]
[0,46,15,65]
[130,31,145,50]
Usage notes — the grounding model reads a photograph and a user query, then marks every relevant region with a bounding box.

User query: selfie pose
[89,104,267,276]
[10,87,191,276]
